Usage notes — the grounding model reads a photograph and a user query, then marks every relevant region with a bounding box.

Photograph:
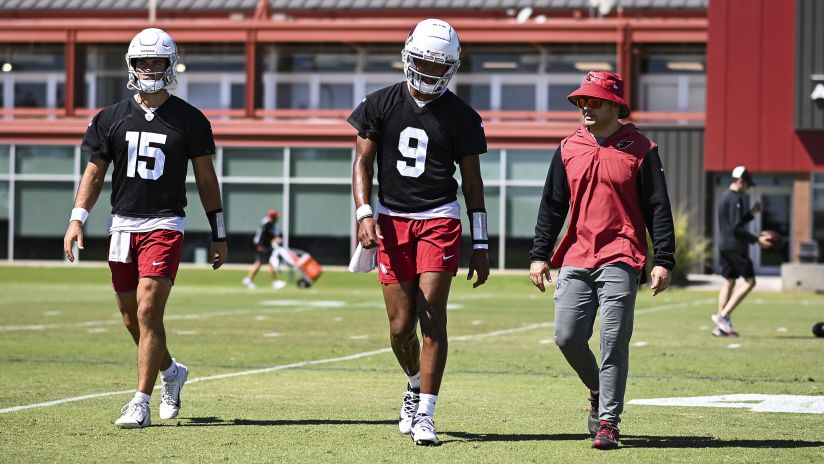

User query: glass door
[751,187,792,274]
[713,184,792,276]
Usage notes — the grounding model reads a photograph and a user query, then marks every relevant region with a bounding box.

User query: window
[85,183,113,238]
[15,145,74,175]
[176,44,245,110]
[636,46,706,112]
[289,184,351,264]
[461,45,540,74]
[264,44,359,111]
[290,148,350,178]
[501,84,536,111]
[505,186,543,268]
[14,181,74,259]
[0,44,64,109]
[545,45,616,111]
[454,150,501,183]
[453,44,617,112]
[86,45,132,107]
[86,44,247,110]
[456,45,540,111]
[507,149,553,182]
[363,45,404,97]
[812,174,824,262]
[223,147,284,178]
[0,145,9,174]
[224,184,284,234]
[456,83,491,110]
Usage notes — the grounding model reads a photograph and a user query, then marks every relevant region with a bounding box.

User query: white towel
[108,231,132,263]
[348,243,377,273]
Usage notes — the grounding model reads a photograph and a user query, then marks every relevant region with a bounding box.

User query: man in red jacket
[529,71,675,450]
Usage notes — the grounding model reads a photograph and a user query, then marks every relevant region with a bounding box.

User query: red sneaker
[592,420,620,450]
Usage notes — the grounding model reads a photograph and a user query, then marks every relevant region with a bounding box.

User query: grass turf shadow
[620,435,824,449]
[444,431,824,449]
[169,420,824,449]
[175,416,397,427]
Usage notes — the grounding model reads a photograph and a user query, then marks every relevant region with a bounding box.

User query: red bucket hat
[267,209,279,220]
[568,71,630,119]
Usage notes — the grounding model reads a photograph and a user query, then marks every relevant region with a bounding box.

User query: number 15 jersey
[348,82,486,213]
[82,95,216,218]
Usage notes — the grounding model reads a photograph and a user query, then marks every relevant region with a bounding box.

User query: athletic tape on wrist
[70,207,89,225]
[206,208,226,242]
[468,209,488,250]
[356,204,374,222]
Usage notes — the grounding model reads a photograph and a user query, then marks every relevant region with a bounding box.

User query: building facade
[1,0,762,272]
[705,0,824,274]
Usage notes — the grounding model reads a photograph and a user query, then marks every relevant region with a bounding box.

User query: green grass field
[0,265,822,463]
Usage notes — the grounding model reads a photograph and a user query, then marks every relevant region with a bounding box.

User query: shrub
[648,208,710,286]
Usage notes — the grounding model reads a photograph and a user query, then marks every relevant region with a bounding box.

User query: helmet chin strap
[137,79,166,93]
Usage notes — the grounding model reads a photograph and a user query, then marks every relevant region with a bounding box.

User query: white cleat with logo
[115,400,151,429]
[411,414,440,446]
[398,385,420,434]
[159,361,188,420]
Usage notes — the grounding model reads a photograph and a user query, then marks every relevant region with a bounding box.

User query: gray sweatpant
[553,262,639,424]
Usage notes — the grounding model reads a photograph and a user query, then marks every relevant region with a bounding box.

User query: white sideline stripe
[0,389,135,414]
[0,297,710,415]
[0,305,338,332]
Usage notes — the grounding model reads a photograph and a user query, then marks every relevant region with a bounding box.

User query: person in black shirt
[243,209,285,289]
[63,28,227,428]
[713,166,772,337]
[349,18,489,446]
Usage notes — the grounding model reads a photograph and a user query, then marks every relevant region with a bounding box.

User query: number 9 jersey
[348,82,486,213]
[82,95,216,218]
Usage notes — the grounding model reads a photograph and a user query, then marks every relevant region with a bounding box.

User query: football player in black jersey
[349,18,489,446]
[63,28,228,429]
[242,209,286,290]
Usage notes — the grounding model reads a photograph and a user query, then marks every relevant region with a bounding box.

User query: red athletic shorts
[376,215,461,284]
[109,229,184,292]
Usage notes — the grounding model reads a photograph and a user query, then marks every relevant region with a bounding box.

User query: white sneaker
[115,400,151,428]
[159,362,188,420]
[398,385,420,434]
[272,280,287,290]
[711,314,732,335]
[243,277,256,289]
[411,414,439,446]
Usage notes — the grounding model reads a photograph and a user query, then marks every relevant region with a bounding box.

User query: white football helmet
[125,28,178,93]
[402,19,461,95]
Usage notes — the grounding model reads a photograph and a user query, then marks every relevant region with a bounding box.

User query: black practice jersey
[82,95,215,218]
[348,82,487,213]
[253,218,281,249]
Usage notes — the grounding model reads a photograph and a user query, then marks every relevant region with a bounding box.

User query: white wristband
[471,211,489,241]
[70,207,89,224]
[473,243,489,250]
[356,204,374,222]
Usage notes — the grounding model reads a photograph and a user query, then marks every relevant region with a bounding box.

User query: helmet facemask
[127,57,177,94]
[402,50,459,95]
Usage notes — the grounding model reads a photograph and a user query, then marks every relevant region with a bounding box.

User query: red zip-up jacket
[530,123,675,276]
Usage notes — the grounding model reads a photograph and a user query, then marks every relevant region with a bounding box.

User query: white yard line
[0,305,342,332]
[0,298,712,414]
